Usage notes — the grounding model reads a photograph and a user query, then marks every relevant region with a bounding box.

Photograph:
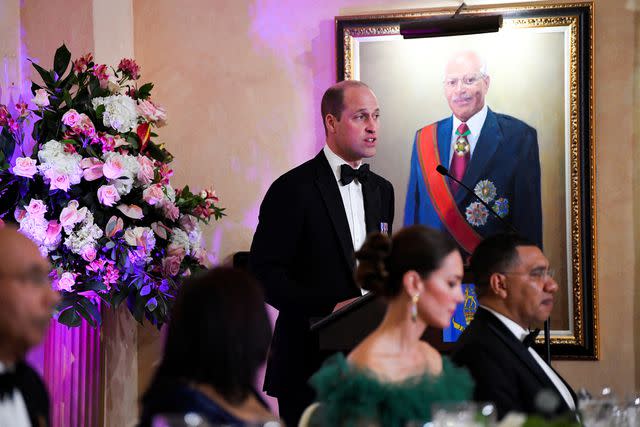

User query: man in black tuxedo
[250,80,394,426]
[0,226,60,426]
[452,233,577,419]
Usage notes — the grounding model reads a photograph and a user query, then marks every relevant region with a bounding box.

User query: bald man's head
[0,226,59,362]
[443,50,490,122]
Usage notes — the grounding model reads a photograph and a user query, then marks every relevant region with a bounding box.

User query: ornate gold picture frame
[336,2,596,359]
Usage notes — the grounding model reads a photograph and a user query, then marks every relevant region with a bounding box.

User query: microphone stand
[436,164,552,364]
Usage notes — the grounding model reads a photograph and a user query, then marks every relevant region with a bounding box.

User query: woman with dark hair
[309,226,473,426]
[138,267,276,426]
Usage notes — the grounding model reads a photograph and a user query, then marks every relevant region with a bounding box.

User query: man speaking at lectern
[250,80,394,426]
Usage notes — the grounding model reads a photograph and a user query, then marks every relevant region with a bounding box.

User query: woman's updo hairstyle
[355,225,458,298]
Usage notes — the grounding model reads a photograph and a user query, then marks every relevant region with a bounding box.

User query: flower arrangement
[0,45,224,328]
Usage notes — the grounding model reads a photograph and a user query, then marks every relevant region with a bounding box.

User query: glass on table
[428,401,496,427]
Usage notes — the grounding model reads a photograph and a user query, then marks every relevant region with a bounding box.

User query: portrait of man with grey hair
[404,50,542,255]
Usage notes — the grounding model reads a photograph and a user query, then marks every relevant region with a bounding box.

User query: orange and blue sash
[416,124,482,254]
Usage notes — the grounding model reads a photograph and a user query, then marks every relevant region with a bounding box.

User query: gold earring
[411,293,420,323]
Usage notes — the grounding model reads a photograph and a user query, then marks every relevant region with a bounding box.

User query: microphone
[435,165,517,234]
[437,164,552,364]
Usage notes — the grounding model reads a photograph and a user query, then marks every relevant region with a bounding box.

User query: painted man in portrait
[404,50,542,254]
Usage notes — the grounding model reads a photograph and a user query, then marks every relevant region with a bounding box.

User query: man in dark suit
[250,80,394,426]
[404,50,541,255]
[0,226,60,426]
[451,233,576,419]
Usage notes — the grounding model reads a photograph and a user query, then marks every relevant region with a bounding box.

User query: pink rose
[25,199,47,217]
[162,256,181,277]
[59,200,87,229]
[44,220,62,245]
[12,157,38,178]
[143,184,165,206]
[62,109,81,127]
[167,242,186,259]
[102,156,125,180]
[81,246,97,262]
[81,157,104,181]
[32,89,50,107]
[57,272,75,292]
[136,155,155,185]
[45,170,71,192]
[97,185,121,207]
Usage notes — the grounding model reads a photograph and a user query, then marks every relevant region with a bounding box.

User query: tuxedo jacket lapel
[314,152,355,271]
[481,309,565,399]
[362,177,382,234]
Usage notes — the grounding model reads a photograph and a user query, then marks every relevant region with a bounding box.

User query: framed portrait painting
[336,2,596,359]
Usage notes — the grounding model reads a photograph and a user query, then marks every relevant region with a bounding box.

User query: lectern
[310,292,451,354]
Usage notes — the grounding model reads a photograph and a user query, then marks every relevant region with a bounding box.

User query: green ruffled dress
[309,353,473,427]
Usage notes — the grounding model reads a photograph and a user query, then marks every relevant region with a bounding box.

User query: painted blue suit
[404,108,542,250]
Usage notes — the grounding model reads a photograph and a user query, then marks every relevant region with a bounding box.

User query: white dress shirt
[323,145,368,295]
[481,306,576,411]
[448,104,489,167]
[0,362,31,427]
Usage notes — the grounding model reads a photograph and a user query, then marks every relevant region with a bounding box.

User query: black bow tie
[0,370,18,400]
[523,328,541,348]
[340,164,370,185]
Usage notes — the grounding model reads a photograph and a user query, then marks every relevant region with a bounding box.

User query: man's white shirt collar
[449,104,488,163]
[453,104,488,138]
[481,305,529,341]
[479,305,576,410]
[323,145,363,183]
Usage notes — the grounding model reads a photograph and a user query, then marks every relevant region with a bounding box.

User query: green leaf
[73,301,97,327]
[77,298,102,326]
[53,44,71,79]
[111,287,130,308]
[62,89,73,108]
[84,280,108,293]
[31,62,54,87]
[30,82,43,94]
[58,308,82,327]
[95,104,105,119]
[137,82,154,100]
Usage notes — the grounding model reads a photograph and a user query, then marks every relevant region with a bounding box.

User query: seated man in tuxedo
[451,233,576,419]
[0,226,60,426]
